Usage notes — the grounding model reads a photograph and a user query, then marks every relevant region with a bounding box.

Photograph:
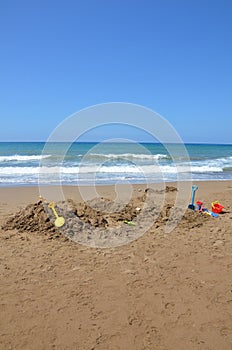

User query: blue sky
[0,0,231,143]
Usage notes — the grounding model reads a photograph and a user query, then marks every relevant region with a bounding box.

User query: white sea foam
[0,155,231,187]
[0,163,225,176]
[85,153,169,160]
[0,154,51,162]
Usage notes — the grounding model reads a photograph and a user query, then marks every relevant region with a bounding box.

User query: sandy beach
[1,0,231,348]
[0,181,232,349]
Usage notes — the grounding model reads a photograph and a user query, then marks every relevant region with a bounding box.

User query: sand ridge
[2,186,209,247]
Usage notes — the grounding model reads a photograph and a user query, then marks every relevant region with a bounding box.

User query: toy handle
[211,201,219,209]
[48,202,59,219]
[191,185,198,205]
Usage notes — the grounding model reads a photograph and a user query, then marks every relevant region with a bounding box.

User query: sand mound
[2,186,210,246]
[2,201,61,238]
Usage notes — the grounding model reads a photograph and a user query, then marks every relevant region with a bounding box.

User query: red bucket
[211,201,224,214]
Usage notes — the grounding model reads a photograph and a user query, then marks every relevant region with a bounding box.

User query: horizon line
[0,141,232,146]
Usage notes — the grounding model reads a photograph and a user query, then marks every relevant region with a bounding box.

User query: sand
[0,181,232,350]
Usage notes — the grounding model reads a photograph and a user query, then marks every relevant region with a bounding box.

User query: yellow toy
[48,202,65,227]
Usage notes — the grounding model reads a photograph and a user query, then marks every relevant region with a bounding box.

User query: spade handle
[48,202,59,219]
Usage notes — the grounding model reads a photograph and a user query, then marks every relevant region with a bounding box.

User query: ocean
[0,142,232,187]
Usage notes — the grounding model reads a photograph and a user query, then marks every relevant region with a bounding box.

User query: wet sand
[0,181,232,349]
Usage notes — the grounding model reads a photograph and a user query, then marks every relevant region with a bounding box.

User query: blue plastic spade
[188,185,198,210]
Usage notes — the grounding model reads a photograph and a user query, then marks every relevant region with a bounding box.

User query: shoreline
[1,177,232,188]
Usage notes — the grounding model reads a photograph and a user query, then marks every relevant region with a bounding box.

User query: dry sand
[0,181,232,350]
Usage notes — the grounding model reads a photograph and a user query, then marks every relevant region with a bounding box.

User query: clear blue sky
[0,0,231,143]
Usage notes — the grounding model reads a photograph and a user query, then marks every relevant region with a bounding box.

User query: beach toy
[202,208,219,218]
[193,200,218,217]
[196,201,203,212]
[209,210,219,218]
[207,209,219,218]
[211,201,224,214]
[124,220,136,226]
[48,202,65,227]
[188,185,198,210]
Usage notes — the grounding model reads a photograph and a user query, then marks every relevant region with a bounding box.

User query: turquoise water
[0,142,232,186]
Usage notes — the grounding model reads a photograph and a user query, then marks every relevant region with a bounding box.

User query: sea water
[0,142,231,186]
